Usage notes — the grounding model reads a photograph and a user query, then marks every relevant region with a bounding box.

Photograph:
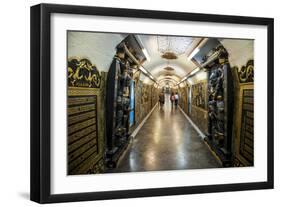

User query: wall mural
[179,86,188,112]
[191,82,207,110]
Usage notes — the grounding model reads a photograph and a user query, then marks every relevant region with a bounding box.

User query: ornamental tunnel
[67,32,254,175]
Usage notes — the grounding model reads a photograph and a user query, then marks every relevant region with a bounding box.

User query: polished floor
[109,94,220,173]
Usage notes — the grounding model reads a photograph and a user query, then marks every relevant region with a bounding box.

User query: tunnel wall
[178,85,188,113]
[67,31,160,173]
[190,80,208,134]
[178,71,209,135]
[133,72,159,131]
[222,40,254,167]
[67,31,123,174]
[177,39,254,167]
[231,63,254,167]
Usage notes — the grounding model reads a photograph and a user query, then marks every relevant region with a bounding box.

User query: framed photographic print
[30,3,274,203]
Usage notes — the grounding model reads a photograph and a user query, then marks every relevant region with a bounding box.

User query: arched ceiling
[136,35,202,85]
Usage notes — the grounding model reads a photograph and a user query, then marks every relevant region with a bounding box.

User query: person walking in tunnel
[170,92,175,108]
[174,92,179,108]
[159,92,165,109]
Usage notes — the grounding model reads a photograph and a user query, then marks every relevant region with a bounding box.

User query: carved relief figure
[207,48,229,148]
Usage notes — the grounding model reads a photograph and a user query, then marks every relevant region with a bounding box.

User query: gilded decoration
[235,60,254,83]
[68,58,101,88]
[192,82,207,110]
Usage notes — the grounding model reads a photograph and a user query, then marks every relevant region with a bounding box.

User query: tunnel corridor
[67,32,254,175]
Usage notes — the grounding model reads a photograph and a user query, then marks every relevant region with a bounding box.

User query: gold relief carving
[235,60,254,83]
[191,81,207,110]
[68,58,101,88]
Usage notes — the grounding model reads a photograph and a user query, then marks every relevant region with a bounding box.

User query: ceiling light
[181,77,187,82]
[190,68,200,76]
[139,66,148,74]
[188,47,200,61]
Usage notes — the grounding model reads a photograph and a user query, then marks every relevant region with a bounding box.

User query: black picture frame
[30,3,274,204]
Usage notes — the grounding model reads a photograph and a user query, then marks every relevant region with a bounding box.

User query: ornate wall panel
[151,85,159,108]
[133,79,157,130]
[191,81,207,110]
[232,60,254,167]
[190,81,208,134]
[140,84,152,119]
[191,106,209,134]
[178,86,188,113]
[134,80,143,125]
[67,58,105,175]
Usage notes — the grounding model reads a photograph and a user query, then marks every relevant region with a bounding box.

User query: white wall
[68,32,123,71]
[0,0,280,207]
[221,39,254,68]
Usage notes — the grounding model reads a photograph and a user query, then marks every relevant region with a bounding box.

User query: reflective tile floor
[108,95,221,173]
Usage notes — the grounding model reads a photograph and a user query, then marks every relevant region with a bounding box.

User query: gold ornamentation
[68,58,101,88]
[237,60,254,83]
[192,82,207,110]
